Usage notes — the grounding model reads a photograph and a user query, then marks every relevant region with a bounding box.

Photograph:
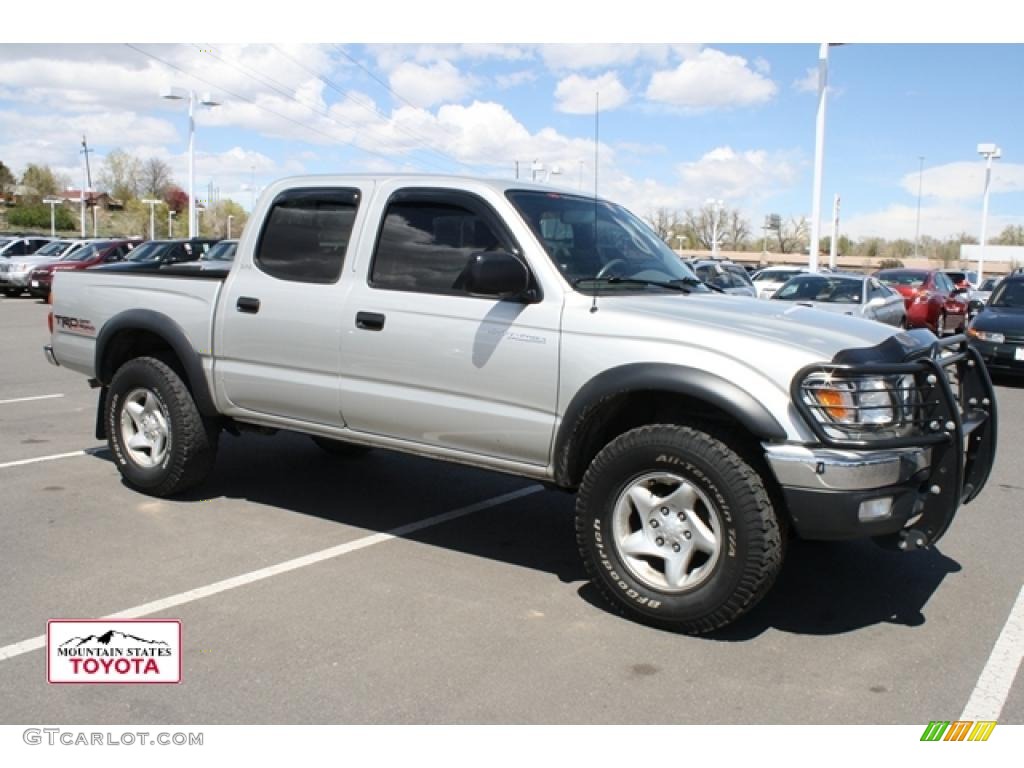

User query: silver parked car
[689,259,757,297]
[770,273,907,327]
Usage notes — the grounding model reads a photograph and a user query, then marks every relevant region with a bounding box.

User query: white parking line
[0,484,543,663]
[0,393,63,405]
[961,585,1024,721]
[0,446,106,471]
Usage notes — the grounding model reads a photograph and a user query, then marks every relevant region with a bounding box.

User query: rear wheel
[106,356,218,496]
[575,425,784,634]
[2,288,21,298]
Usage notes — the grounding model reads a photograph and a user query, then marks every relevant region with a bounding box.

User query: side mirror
[866,296,887,308]
[462,251,534,301]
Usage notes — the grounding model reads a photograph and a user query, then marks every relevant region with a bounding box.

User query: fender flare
[95,309,218,419]
[553,363,787,486]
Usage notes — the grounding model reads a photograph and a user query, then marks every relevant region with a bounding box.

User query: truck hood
[578,292,911,387]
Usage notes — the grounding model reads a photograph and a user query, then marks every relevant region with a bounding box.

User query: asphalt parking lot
[0,294,1021,725]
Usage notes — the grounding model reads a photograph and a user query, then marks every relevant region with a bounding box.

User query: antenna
[590,91,600,313]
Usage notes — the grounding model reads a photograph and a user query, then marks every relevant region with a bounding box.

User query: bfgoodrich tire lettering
[106,356,218,497]
[575,425,783,634]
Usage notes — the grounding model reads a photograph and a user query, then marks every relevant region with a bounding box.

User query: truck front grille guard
[791,334,998,549]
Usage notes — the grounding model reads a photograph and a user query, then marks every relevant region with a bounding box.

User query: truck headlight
[800,373,915,434]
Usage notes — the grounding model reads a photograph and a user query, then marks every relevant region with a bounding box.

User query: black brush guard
[791,333,997,550]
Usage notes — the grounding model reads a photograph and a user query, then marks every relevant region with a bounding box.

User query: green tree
[20,164,60,200]
[8,204,75,231]
[0,160,16,196]
[98,149,141,202]
[139,157,174,199]
[200,199,248,239]
[996,225,1024,246]
[643,207,679,243]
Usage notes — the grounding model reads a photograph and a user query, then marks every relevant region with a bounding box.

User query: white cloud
[899,161,1024,202]
[646,48,777,109]
[793,67,819,93]
[554,72,629,114]
[677,146,799,201]
[539,44,697,71]
[495,70,538,90]
[388,61,477,108]
[842,203,1024,241]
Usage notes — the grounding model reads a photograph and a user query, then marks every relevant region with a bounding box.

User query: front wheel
[575,425,783,634]
[106,356,218,496]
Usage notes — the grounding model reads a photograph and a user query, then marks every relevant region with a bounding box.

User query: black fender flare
[95,309,218,419]
[553,363,787,487]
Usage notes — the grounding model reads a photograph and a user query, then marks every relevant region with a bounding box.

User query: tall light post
[168,210,176,238]
[141,199,161,241]
[227,214,234,239]
[809,43,843,273]
[161,87,221,238]
[705,198,724,258]
[914,156,925,259]
[976,143,1001,284]
[43,197,62,237]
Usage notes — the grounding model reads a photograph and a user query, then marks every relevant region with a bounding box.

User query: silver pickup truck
[45,175,998,634]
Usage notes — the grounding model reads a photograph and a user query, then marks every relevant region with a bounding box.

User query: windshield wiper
[572,276,711,294]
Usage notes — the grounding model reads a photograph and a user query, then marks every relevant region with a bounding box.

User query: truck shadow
[159,430,962,640]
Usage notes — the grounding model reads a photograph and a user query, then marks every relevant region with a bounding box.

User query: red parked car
[29,240,137,299]
[873,268,969,336]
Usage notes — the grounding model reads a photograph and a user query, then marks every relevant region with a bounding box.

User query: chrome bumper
[763,444,931,491]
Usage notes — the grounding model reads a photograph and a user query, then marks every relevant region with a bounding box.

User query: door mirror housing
[866,296,887,308]
[462,251,535,301]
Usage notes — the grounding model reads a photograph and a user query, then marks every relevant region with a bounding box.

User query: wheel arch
[95,309,217,420]
[553,363,787,489]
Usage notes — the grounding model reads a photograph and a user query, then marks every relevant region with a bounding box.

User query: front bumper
[969,338,1024,375]
[0,270,33,288]
[767,334,997,550]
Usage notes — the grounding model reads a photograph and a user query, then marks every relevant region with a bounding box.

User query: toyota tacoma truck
[44,175,998,634]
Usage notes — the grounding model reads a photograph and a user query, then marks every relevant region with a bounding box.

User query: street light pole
[141,199,161,241]
[705,198,723,258]
[808,43,836,273]
[227,214,234,239]
[914,156,924,259]
[162,87,221,238]
[43,197,62,237]
[168,210,176,238]
[977,143,1002,284]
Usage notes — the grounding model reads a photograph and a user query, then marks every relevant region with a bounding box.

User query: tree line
[644,203,1024,264]
[0,153,246,240]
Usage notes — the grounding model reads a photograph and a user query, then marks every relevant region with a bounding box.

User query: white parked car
[751,266,809,299]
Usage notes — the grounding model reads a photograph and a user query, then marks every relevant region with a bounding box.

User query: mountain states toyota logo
[47,620,181,684]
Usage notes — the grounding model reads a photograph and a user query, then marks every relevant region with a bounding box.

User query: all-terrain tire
[106,356,218,497]
[575,424,783,634]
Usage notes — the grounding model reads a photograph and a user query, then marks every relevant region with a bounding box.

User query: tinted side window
[255,188,359,284]
[370,200,505,295]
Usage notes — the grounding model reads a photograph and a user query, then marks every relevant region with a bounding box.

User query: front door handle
[355,311,386,331]
[237,296,261,314]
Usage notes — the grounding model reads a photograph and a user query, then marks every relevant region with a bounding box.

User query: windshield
[35,240,72,257]
[694,263,753,291]
[754,269,802,283]
[989,281,1024,309]
[126,242,172,262]
[979,278,999,292]
[63,242,113,262]
[203,241,237,262]
[506,190,704,293]
[878,270,926,289]
[774,276,864,304]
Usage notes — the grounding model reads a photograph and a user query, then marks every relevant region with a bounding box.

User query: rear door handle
[236,296,261,314]
[355,311,386,331]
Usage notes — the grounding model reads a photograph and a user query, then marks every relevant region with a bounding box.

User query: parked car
[29,240,137,299]
[770,273,907,327]
[0,237,60,296]
[942,269,979,291]
[689,259,757,296]
[45,173,996,634]
[751,266,809,299]
[967,273,1024,376]
[967,276,1001,319]
[163,239,237,272]
[874,268,968,336]
[91,239,217,272]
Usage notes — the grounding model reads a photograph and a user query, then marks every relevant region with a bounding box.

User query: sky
[2,2,1022,244]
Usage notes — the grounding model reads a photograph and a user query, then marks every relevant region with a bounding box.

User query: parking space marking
[0,484,543,664]
[0,446,107,471]
[961,585,1024,721]
[0,393,64,405]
